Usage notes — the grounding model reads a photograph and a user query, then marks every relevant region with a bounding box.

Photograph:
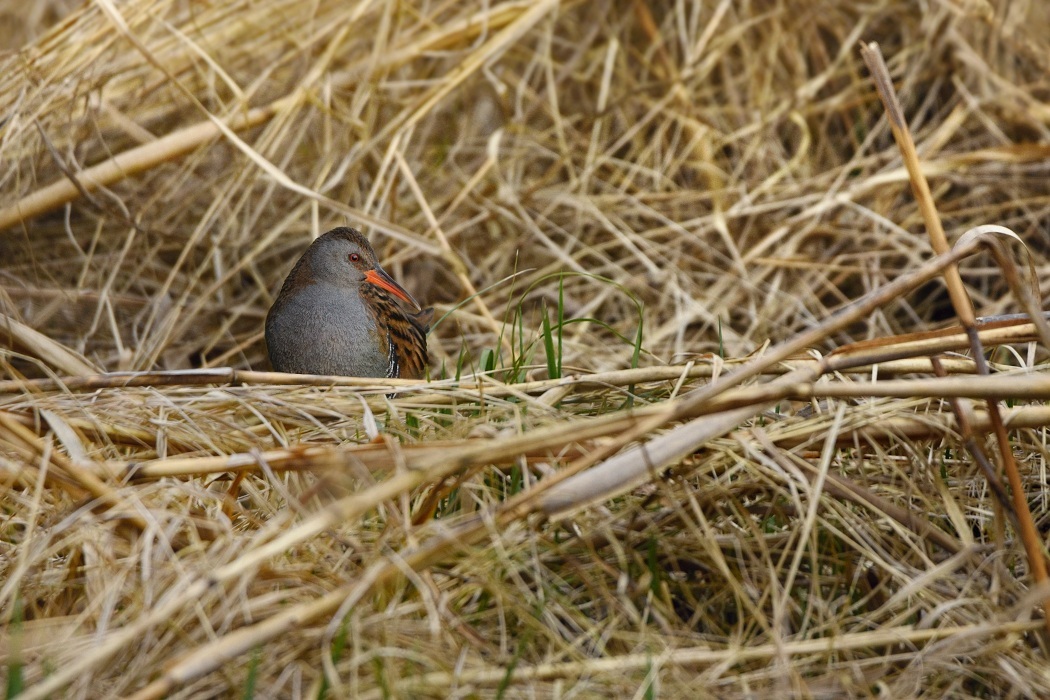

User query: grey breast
[266,283,389,377]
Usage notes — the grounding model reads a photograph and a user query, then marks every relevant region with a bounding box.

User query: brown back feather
[360,286,432,379]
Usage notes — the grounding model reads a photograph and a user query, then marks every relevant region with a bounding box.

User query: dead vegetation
[2,0,1050,697]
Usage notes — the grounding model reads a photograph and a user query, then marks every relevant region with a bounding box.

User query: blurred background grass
[2,0,1048,379]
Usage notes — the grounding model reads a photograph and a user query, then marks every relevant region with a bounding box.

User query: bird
[265,227,433,379]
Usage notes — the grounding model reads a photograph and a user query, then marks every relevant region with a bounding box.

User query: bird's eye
[349,253,360,263]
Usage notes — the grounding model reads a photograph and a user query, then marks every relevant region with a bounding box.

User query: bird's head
[303,227,421,311]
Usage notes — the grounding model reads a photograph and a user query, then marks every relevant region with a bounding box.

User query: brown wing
[363,287,432,379]
[389,306,433,379]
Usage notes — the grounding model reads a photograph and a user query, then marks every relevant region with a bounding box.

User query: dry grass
[2,0,1050,697]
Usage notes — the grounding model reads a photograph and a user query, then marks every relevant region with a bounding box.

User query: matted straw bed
[2,1,1050,697]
